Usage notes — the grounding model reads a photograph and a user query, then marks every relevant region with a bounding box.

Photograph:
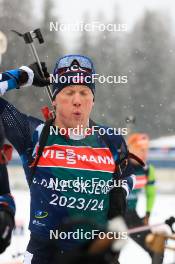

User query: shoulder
[97,123,127,146]
[95,123,128,161]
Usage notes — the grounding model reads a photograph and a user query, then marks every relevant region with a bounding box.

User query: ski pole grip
[34,29,44,44]
[23,32,33,44]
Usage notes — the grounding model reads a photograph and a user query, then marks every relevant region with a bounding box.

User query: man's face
[52,85,94,129]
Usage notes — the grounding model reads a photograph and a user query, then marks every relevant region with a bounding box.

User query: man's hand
[0,209,15,253]
[29,62,50,87]
[19,62,50,87]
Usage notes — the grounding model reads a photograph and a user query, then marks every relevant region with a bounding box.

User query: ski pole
[11,29,53,105]
[88,217,175,254]
[128,222,168,235]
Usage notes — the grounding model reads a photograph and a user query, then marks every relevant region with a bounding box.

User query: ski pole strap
[89,119,145,176]
[128,152,145,167]
[29,118,54,186]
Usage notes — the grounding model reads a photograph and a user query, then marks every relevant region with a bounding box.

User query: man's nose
[72,93,81,106]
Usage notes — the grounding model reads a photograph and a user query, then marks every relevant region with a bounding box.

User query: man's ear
[52,100,56,107]
[52,100,57,113]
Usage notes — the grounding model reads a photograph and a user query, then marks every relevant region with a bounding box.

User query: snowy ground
[0,191,174,264]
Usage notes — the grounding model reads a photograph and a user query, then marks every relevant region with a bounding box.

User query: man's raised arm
[0,62,50,95]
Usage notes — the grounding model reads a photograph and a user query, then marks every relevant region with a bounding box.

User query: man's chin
[70,121,84,129]
[70,117,84,127]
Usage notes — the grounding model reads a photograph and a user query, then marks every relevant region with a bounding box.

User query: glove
[0,209,15,253]
[108,187,127,219]
[165,217,175,233]
[19,62,50,87]
[29,62,50,87]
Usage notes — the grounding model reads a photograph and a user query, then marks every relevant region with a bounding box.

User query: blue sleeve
[0,164,15,215]
[96,125,136,196]
[0,117,5,148]
[0,69,21,94]
[0,194,16,216]
[120,167,135,197]
[116,136,135,196]
[101,131,135,196]
[0,97,43,155]
[0,164,10,194]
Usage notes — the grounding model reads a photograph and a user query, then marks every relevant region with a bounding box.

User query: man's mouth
[73,112,81,116]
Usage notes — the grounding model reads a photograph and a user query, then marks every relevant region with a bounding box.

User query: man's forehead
[62,85,91,91]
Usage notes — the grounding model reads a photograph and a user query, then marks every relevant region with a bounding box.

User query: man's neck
[54,118,89,129]
[54,119,90,140]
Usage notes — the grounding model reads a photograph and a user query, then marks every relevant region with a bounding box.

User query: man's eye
[65,91,74,95]
[80,91,88,96]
